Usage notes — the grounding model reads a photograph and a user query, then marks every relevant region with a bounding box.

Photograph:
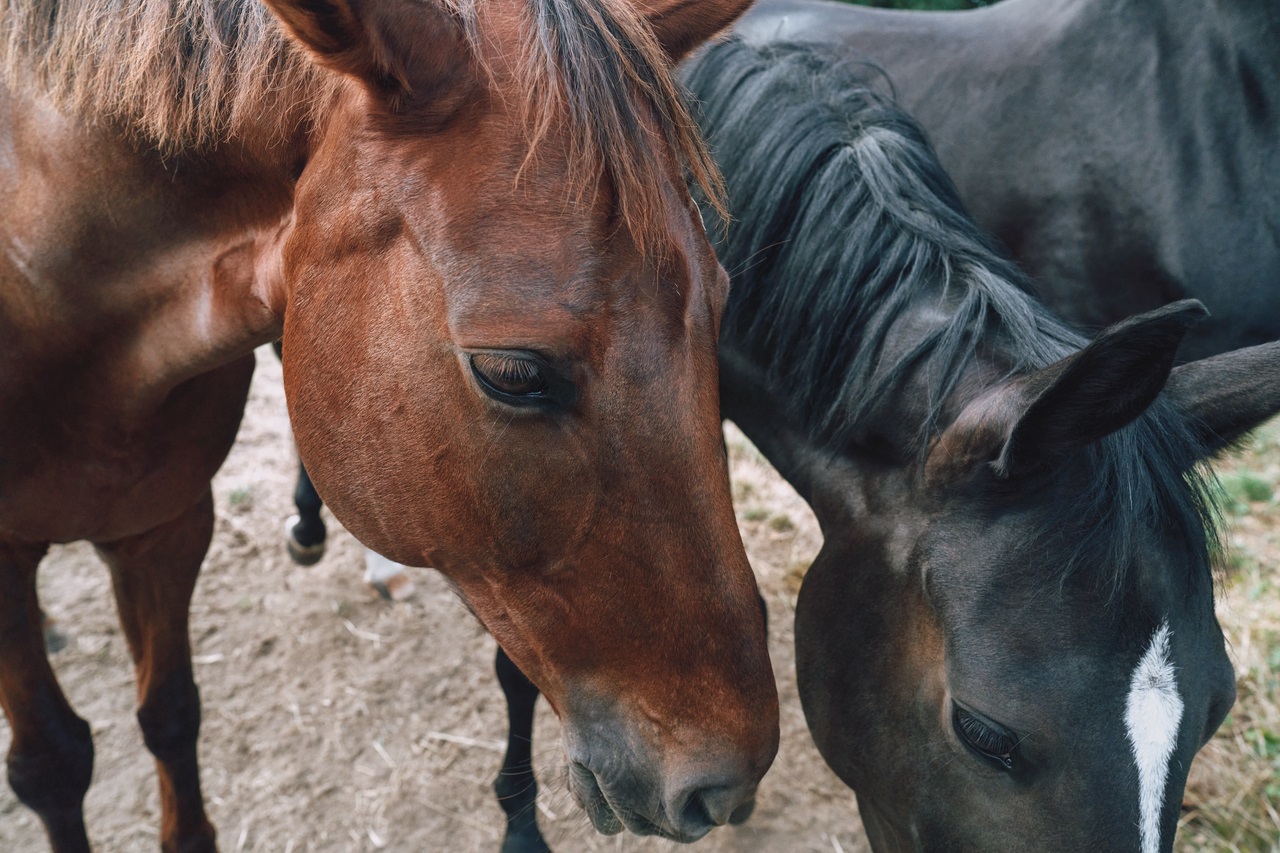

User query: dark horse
[735,0,1280,360]
[0,0,782,849]
[691,40,1280,852]
[463,40,1280,852]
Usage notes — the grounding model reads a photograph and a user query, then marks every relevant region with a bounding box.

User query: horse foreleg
[95,491,218,853]
[494,646,549,853]
[285,460,327,566]
[274,340,326,567]
[0,541,94,853]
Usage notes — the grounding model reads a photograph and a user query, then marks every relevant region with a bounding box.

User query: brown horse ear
[1164,340,1280,456]
[262,0,434,99]
[635,0,756,61]
[927,300,1207,484]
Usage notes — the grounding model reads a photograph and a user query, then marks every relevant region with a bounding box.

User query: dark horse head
[685,40,1280,852]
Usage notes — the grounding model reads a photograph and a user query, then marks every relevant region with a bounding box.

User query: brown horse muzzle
[560,689,777,842]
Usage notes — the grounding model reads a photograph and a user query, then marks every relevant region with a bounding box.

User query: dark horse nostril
[677,784,750,835]
[679,790,715,833]
[728,797,756,825]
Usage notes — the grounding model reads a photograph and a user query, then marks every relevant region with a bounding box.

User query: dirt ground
[1,347,1275,852]
[0,348,862,853]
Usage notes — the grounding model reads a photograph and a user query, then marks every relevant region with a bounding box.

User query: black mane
[683,40,1220,591]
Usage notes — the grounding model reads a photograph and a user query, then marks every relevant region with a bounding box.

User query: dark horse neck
[689,40,1082,508]
[691,44,1080,499]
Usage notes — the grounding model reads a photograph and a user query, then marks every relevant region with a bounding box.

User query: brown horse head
[266,0,776,839]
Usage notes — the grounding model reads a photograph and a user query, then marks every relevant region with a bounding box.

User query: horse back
[734,0,1280,358]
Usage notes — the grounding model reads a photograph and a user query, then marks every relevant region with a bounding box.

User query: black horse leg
[494,646,549,853]
[285,462,327,565]
[274,340,328,566]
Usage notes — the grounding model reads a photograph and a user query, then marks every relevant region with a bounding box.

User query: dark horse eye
[952,703,1018,770]
[470,353,549,400]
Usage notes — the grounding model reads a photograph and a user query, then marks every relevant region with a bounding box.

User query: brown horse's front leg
[96,491,218,853]
[0,540,94,853]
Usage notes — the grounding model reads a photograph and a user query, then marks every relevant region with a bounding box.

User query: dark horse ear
[927,300,1207,484]
[1164,340,1280,456]
[635,0,757,61]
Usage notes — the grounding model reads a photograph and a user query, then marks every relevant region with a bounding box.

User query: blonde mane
[1,0,724,239]
[2,0,328,148]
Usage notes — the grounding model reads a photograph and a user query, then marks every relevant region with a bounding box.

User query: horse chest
[0,219,281,544]
[0,343,255,544]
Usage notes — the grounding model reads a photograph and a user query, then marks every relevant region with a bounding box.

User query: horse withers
[0,1,779,850]
[682,40,1280,852]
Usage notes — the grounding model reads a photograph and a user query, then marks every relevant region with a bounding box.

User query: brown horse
[0,1,780,851]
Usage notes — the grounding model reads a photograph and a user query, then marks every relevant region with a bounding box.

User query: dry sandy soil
[1,347,1276,852]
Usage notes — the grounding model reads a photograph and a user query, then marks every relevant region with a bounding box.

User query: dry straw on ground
[0,350,1276,851]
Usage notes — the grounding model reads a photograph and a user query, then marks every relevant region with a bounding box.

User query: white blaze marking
[1124,621,1183,853]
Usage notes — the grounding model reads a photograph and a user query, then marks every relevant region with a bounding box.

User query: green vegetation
[768,513,797,532]
[1182,419,1280,852]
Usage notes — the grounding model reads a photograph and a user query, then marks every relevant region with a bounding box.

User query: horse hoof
[42,616,69,654]
[499,832,551,853]
[284,516,325,566]
[364,549,414,601]
[369,574,416,602]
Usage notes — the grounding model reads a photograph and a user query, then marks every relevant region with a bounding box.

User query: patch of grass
[768,514,796,533]
[1221,472,1275,508]
[1181,418,1280,852]
[1182,448,1280,849]
[783,559,811,597]
[743,507,770,523]
[227,485,255,512]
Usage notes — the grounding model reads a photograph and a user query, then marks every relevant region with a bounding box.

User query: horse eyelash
[955,708,1017,756]
[475,355,539,383]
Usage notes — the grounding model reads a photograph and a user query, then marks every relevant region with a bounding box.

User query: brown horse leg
[95,491,218,853]
[0,541,94,853]
[494,646,549,853]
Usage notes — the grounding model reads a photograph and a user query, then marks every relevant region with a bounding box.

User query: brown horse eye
[470,353,549,398]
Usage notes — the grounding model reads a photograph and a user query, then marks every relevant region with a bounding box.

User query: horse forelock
[502,0,725,249]
[1,0,721,245]
[685,39,1220,596]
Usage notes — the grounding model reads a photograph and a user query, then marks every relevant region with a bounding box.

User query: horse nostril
[728,796,756,825]
[679,789,715,833]
[674,783,754,836]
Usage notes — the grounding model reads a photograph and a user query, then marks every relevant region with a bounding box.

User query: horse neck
[0,84,309,417]
[720,281,1015,516]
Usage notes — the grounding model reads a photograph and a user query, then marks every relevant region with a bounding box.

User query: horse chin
[568,761,624,836]
[567,760,723,843]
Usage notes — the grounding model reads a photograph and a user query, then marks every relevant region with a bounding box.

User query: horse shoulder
[0,87,289,542]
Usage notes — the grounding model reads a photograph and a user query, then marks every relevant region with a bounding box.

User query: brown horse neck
[0,84,307,420]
